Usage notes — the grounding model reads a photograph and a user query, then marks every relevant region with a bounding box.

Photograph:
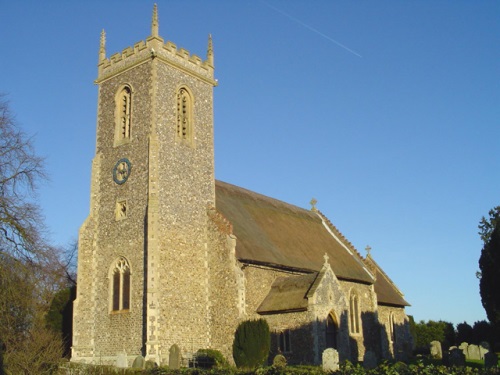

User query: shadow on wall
[265,311,411,365]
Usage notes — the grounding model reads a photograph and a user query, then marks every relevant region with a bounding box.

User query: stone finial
[323,252,329,265]
[365,245,372,257]
[310,198,318,212]
[99,29,106,62]
[151,4,159,38]
[207,34,214,67]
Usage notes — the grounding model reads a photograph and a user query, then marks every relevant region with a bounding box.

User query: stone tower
[72,5,217,365]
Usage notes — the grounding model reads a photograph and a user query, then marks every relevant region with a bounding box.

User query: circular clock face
[113,158,132,185]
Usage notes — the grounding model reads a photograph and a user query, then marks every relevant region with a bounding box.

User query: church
[72,5,412,367]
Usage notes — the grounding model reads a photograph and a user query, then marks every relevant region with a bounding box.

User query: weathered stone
[322,348,339,372]
[132,355,145,369]
[484,352,498,368]
[430,340,442,359]
[169,344,181,370]
[480,342,490,360]
[459,342,468,352]
[116,352,128,368]
[449,348,465,367]
[145,359,157,369]
[468,344,481,360]
[363,350,377,369]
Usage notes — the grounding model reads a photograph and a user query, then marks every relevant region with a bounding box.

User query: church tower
[72,5,217,365]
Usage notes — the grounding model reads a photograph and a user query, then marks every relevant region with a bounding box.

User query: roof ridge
[315,209,365,261]
[215,179,313,216]
[365,255,407,300]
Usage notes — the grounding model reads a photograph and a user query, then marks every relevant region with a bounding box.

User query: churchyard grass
[58,359,500,375]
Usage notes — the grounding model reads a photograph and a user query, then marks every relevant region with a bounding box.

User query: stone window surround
[176,85,194,146]
[349,291,361,335]
[109,256,132,313]
[114,84,133,147]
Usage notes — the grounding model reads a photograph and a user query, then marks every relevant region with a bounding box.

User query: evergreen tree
[478,207,500,330]
[232,319,270,369]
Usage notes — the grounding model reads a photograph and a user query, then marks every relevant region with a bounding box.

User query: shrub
[195,349,229,369]
[232,319,270,369]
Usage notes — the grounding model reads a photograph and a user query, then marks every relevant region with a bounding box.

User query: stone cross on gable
[365,245,372,256]
[323,253,329,265]
[310,198,318,212]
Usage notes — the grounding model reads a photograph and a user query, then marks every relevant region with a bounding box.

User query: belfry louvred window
[176,87,193,142]
[115,86,131,145]
[111,257,131,311]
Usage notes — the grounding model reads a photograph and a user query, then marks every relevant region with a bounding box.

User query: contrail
[260,1,362,58]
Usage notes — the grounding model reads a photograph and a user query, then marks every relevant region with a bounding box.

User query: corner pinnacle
[207,34,214,67]
[151,4,159,38]
[99,29,106,62]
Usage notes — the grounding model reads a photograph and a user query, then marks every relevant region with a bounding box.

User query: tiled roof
[215,180,373,284]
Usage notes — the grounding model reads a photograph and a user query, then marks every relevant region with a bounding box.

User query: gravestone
[430,340,442,359]
[363,350,377,369]
[459,342,468,357]
[479,342,490,360]
[169,344,181,370]
[484,352,498,369]
[322,348,339,372]
[116,351,128,368]
[468,344,481,360]
[132,355,145,369]
[449,348,465,367]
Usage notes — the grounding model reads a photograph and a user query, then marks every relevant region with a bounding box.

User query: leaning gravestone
[449,348,465,367]
[132,355,145,369]
[484,352,498,369]
[363,350,377,369]
[169,344,181,370]
[430,340,442,359]
[468,344,481,360]
[116,351,128,368]
[322,348,339,372]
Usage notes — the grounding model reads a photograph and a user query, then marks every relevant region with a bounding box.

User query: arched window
[110,257,131,312]
[349,292,360,334]
[176,86,193,143]
[115,85,132,145]
[325,313,338,349]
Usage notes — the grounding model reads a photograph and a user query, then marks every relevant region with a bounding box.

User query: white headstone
[116,351,128,368]
[322,348,339,372]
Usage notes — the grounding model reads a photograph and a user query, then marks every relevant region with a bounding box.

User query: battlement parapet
[97,36,215,85]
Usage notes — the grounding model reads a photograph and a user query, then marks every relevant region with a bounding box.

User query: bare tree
[0,94,47,261]
[0,95,67,373]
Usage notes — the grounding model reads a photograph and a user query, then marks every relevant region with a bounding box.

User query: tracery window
[176,86,193,143]
[115,85,132,145]
[110,257,131,312]
[349,292,360,334]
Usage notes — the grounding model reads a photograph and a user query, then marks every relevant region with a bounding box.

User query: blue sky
[1,1,499,326]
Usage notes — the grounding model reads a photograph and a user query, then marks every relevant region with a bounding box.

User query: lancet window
[110,257,131,312]
[349,292,360,334]
[176,87,193,143]
[115,85,132,145]
[278,330,291,353]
